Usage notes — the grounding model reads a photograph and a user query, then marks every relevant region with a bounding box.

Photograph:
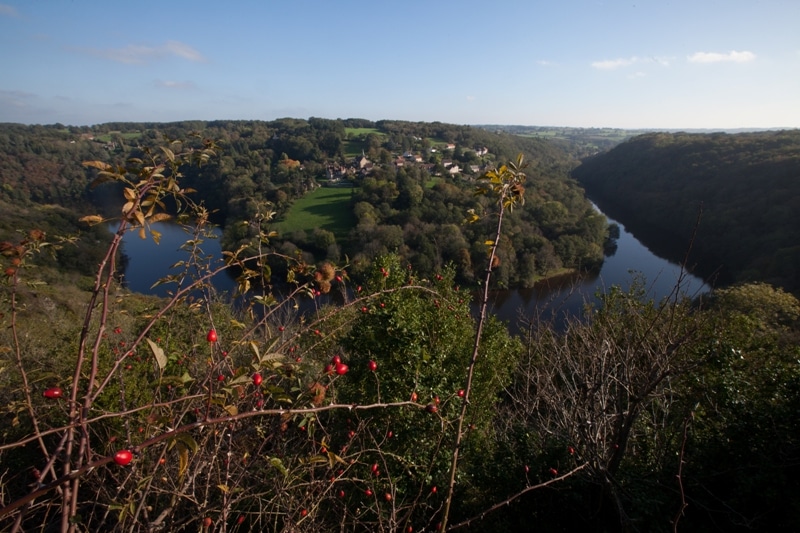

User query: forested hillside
[572,130,800,295]
[0,119,607,288]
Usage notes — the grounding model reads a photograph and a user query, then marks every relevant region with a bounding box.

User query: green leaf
[269,457,288,477]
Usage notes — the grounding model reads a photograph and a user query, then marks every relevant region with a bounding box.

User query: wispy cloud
[155,80,197,90]
[591,56,671,70]
[0,89,35,108]
[687,50,756,64]
[536,60,554,67]
[0,4,19,17]
[85,40,207,65]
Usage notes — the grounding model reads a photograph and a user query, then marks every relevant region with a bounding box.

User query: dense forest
[572,130,800,296]
[0,119,607,288]
[1,121,799,532]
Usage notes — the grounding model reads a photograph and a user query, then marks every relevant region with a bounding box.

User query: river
[114,206,708,331]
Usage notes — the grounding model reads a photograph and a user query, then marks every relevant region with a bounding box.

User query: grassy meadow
[275,185,357,240]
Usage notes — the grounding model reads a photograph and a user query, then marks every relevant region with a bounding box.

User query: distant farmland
[275,186,356,241]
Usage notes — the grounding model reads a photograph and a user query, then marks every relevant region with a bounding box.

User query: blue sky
[1,0,798,129]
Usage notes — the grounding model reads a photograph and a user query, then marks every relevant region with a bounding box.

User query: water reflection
[111,222,237,298]
[480,212,708,334]
[115,210,709,337]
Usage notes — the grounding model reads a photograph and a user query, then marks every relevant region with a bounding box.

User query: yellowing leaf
[79,215,105,226]
[149,213,173,223]
[150,230,162,245]
[249,341,260,360]
[178,444,189,478]
[217,484,229,493]
[82,160,112,171]
[160,146,175,162]
[146,338,167,370]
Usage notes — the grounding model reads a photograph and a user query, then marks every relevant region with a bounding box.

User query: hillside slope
[572,130,800,295]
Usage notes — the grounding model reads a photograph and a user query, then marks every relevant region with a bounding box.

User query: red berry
[368,360,378,371]
[42,387,63,399]
[361,306,368,313]
[384,492,392,502]
[203,516,212,528]
[338,489,345,498]
[331,355,342,365]
[568,446,575,455]
[425,404,438,414]
[457,389,465,398]
[335,363,349,375]
[335,275,343,283]
[365,488,373,496]
[237,515,245,525]
[217,374,225,382]
[410,392,418,402]
[371,463,379,473]
[300,509,308,517]
[278,325,285,332]
[549,467,558,476]
[206,329,217,343]
[431,485,437,494]
[324,364,333,374]
[524,465,530,473]
[252,373,263,386]
[113,449,133,466]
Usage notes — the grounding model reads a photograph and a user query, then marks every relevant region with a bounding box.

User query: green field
[344,127,382,137]
[95,131,143,142]
[275,186,357,240]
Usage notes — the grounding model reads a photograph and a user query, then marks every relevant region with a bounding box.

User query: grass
[345,127,382,137]
[275,186,357,241]
[343,140,366,159]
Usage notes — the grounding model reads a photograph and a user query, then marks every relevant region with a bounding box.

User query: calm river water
[114,207,708,331]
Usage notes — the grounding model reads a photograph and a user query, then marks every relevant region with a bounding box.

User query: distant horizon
[3,1,799,130]
[4,116,797,135]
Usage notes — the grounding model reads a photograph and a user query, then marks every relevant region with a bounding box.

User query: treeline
[573,130,800,296]
[332,164,606,287]
[0,119,608,287]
